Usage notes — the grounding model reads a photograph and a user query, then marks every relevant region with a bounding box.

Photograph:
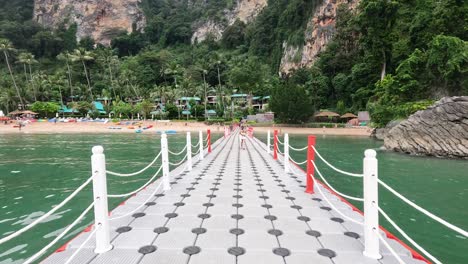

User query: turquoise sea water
[0,132,220,264]
[256,133,468,264]
[0,133,467,263]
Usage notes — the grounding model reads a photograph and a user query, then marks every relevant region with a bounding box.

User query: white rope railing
[378,207,442,264]
[375,229,405,264]
[204,141,209,149]
[312,146,363,177]
[191,143,199,149]
[276,135,284,145]
[106,151,162,177]
[108,166,163,198]
[109,181,163,221]
[23,202,95,264]
[311,172,364,225]
[289,156,307,165]
[0,176,93,245]
[289,145,308,151]
[277,147,284,155]
[64,224,100,264]
[169,154,188,166]
[168,145,187,156]
[378,179,468,237]
[313,161,364,202]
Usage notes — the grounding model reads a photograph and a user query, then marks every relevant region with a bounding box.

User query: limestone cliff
[33,0,146,46]
[191,0,267,44]
[384,97,468,159]
[280,0,358,74]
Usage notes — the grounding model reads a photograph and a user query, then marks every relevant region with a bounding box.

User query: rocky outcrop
[384,97,468,159]
[191,0,267,44]
[372,121,401,140]
[33,0,146,46]
[280,0,358,74]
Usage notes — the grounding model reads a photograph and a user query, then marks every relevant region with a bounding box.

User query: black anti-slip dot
[116,226,132,233]
[198,213,211,219]
[290,205,302,210]
[331,217,344,223]
[261,204,273,209]
[320,206,332,211]
[273,248,290,257]
[230,228,245,235]
[231,214,244,220]
[264,215,277,221]
[306,230,321,237]
[138,245,157,254]
[228,247,245,256]
[154,227,169,234]
[174,202,185,207]
[145,202,156,206]
[318,248,336,258]
[192,228,207,235]
[132,213,146,218]
[268,229,283,236]
[181,194,191,198]
[183,246,201,255]
[344,232,360,239]
[203,203,214,207]
[165,213,178,219]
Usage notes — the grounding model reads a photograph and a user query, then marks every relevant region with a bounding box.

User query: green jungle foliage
[0,0,466,125]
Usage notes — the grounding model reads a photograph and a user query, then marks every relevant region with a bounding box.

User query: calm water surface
[0,133,467,263]
[0,132,220,264]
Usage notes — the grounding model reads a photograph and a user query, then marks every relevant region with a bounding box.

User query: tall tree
[0,38,24,109]
[70,48,95,100]
[57,52,74,101]
[17,52,38,101]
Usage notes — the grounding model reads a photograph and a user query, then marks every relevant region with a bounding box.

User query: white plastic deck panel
[42,133,426,264]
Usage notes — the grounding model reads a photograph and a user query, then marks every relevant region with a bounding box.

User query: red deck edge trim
[47,132,227,258]
[269,137,432,264]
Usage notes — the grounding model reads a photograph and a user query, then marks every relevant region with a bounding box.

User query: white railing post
[186,132,192,171]
[363,149,381,259]
[91,146,112,254]
[267,130,271,154]
[161,133,171,191]
[199,130,204,161]
[284,133,290,173]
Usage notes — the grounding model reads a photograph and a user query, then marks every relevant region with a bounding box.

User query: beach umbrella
[340,113,358,119]
[314,111,340,118]
[0,116,10,121]
[7,110,23,116]
[21,110,38,115]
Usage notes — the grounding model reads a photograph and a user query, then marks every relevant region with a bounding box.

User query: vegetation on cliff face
[0,0,466,125]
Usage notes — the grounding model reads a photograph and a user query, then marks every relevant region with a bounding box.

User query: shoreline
[0,121,372,137]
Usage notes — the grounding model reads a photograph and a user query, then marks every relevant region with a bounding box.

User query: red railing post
[273,130,278,160]
[207,129,212,153]
[306,135,316,194]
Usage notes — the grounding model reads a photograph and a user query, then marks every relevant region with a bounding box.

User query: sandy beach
[0,121,372,136]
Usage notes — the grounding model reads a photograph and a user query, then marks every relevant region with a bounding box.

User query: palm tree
[57,52,74,101]
[96,48,118,99]
[17,52,39,101]
[0,38,24,109]
[70,48,95,101]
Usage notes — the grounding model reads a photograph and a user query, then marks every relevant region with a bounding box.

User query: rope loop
[168,145,187,156]
[169,154,188,166]
[312,161,364,202]
[289,156,307,165]
[289,145,308,152]
[312,146,363,177]
[108,166,163,198]
[107,151,162,177]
